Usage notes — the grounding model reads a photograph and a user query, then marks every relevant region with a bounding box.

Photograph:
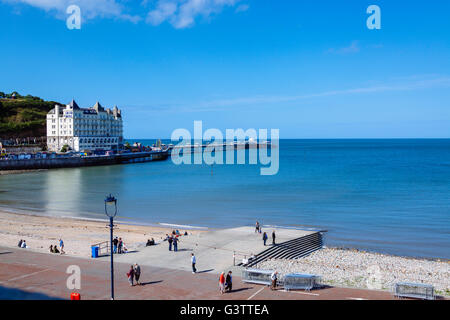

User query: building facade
[47,100,123,152]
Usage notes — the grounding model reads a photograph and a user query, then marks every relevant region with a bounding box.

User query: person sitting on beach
[18,239,23,248]
[172,230,176,235]
[21,240,27,248]
[184,231,188,236]
[49,245,54,253]
[53,245,59,254]
[175,230,180,236]
[146,238,155,246]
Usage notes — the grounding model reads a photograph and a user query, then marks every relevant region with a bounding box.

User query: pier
[169,140,272,154]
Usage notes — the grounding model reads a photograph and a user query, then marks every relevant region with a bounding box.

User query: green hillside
[0,92,61,139]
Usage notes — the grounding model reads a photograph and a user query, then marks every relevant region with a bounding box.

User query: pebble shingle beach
[260,248,450,296]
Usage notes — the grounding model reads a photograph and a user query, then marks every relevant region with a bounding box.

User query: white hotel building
[47,100,123,152]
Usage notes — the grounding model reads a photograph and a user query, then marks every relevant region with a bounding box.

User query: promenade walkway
[0,246,398,300]
[105,226,317,274]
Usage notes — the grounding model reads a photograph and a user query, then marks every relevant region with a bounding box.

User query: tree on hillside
[60,144,70,153]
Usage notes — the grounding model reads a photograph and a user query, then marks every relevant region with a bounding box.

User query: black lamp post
[104,194,117,300]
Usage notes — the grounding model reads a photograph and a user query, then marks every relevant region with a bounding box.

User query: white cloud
[135,75,450,113]
[328,41,360,55]
[146,0,241,29]
[235,3,248,13]
[2,0,141,22]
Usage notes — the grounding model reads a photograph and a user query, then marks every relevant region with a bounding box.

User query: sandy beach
[0,210,204,257]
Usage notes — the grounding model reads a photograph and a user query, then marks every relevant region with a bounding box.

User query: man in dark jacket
[113,237,118,253]
[225,271,233,292]
[168,236,173,251]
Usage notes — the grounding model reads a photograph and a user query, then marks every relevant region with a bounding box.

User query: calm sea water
[1,139,449,259]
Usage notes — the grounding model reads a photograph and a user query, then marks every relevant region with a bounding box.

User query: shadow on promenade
[0,285,62,300]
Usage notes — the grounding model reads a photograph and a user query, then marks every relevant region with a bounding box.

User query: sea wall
[0,151,169,170]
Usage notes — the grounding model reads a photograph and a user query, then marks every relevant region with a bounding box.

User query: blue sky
[1,0,450,138]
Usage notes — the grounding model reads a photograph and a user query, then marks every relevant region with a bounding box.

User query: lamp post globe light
[104,194,117,300]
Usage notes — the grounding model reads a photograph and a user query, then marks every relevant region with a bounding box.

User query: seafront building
[46,100,123,152]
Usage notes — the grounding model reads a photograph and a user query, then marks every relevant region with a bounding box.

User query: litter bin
[91,246,99,258]
[71,292,81,300]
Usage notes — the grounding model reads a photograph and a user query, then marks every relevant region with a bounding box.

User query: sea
[0,139,449,259]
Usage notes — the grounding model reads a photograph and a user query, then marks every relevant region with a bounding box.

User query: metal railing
[284,273,321,291]
[241,268,274,285]
[233,251,258,267]
[91,241,110,257]
[394,282,435,300]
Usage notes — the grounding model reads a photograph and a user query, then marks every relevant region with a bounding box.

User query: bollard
[71,292,81,300]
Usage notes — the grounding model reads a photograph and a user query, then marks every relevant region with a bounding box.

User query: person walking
[262,232,268,246]
[168,236,173,251]
[134,263,141,285]
[59,238,65,254]
[272,230,276,245]
[255,221,260,233]
[127,265,135,286]
[225,271,233,292]
[173,236,179,252]
[113,237,118,254]
[219,272,225,294]
[270,271,278,290]
[191,253,197,274]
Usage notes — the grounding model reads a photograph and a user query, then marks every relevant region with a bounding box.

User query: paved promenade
[105,226,316,275]
[0,246,399,300]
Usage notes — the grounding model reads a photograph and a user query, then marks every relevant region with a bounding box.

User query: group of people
[17,239,27,249]
[126,263,142,286]
[49,239,65,254]
[165,230,187,252]
[219,271,233,294]
[19,238,66,254]
[257,222,276,246]
[262,231,276,246]
[113,237,127,254]
[255,221,262,233]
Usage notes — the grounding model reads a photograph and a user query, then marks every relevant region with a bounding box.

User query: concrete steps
[244,232,323,268]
